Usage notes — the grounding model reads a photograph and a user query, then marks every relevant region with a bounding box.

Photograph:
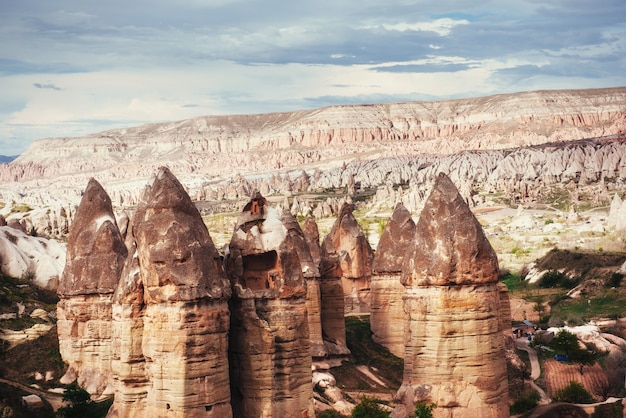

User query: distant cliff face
[1,87,625,239]
[1,87,625,184]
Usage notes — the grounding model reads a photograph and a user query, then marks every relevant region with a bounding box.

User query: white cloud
[0,1,625,156]
[380,18,470,36]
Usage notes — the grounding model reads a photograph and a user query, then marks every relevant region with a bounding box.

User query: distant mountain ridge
[5,87,626,176]
[0,87,624,222]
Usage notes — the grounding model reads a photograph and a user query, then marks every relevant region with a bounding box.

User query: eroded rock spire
[370,203,415,357]
[108,167,232,417]
[226,191,313,418]
[394,173,509,418]
[57,178,127,395]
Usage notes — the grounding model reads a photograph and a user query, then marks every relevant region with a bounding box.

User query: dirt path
[515,337,549,404]
[0,377,65,410]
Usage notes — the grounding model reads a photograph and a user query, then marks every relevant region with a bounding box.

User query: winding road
[515,337,549,404]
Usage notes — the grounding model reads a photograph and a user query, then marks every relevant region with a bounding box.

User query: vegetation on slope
[333,316,403,392]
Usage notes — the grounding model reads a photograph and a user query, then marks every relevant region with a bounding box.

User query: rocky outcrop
[57,178,127,395]
[2,88,625,233]
[108,167,232,417]
[394,173,509,418]
[0,225,65,290]
[281,209,326,358]
[370,203,415,358]
[225,192,313,418]
[608,193,626,231]
[320,203,373,314]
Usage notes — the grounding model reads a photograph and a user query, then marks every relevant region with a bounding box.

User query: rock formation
[108,167,232,417]
[57,178,127,395]
[394,173,509,418]
[370,203,415,358]
[225,192,313,418]
[320,203,373,315]
[608,193,626,231]
[281,209,326,358]
[0,225,65,290]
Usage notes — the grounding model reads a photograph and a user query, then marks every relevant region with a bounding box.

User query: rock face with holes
[370,203,415,358]
[225,192,313,418]
[393,173,509,418]
[56,178,127,396]
[107,167,232,417]
[320,203,373,315]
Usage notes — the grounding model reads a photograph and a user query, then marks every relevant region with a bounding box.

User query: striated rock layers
[281,210,326,359]
[108,167,232,417]
[320,203,373,315]
[370,203,415,358]
[57,178,127,395]
[394,173,509,418]
[225,192,313,418]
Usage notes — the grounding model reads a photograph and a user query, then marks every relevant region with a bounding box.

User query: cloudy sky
[1,1,625,155]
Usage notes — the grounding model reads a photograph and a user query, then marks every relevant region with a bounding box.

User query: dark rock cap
[401,173,499,287]
[59,178,127,296]
[133,167,229,303]
[373,203,415,274]
[281,210,320,279]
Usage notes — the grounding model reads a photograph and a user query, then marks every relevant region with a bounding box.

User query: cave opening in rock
[241,250,280,290]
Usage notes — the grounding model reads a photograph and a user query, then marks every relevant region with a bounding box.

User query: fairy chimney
[226,191,313,418]
[370,203,415,358]
[394,173,509,418]
[108,167,232,417]
[57,178,127,396]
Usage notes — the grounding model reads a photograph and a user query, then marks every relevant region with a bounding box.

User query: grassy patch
[500,273,526,293]
[9,203,33,214]
[0,274,58,315]
[550,289,626,324]
[333,316,403,391]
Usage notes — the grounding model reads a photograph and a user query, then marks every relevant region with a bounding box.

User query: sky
[1,1,625,156]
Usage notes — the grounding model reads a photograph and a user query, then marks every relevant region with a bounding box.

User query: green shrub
[539,270,579,289]
[410,402,437,418]
[351,396,389,418]
[510,390,540,414]
[607,272,624,288]
[553,381,596,404]
[57,382,112,417]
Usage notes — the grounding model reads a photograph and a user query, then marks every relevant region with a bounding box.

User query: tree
[57,382,112,418]
[549,329,599,375]
[550,329,579,357]
[57,382,92,418]
[351,396,389,418]
[410,402,437,418]
[552,381,596,404]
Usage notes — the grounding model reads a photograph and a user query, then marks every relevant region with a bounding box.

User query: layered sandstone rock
[370,203,415,358]
[57,178,127,395]
[226,192,313,418]
[394,173,509,418]
[320,203,373,314]
[281,209,326,358]
[108,167,232,417]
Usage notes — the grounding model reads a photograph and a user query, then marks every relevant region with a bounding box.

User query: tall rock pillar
[108,167,232,417]
[226,192,313,418]
[320,203,373,315]
[57,178,127,395]
[370,203,415,358]
[281,210,326,359]
[394,173,509,418]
